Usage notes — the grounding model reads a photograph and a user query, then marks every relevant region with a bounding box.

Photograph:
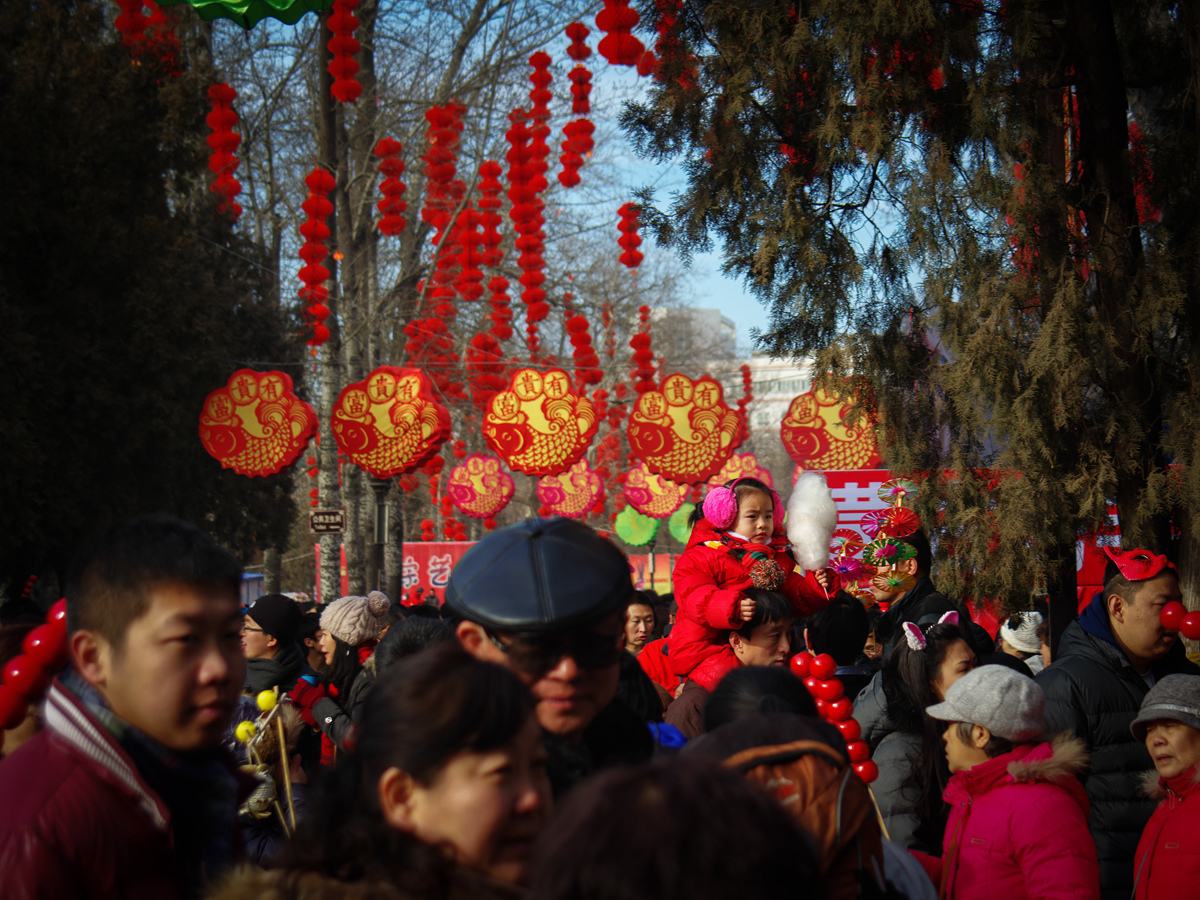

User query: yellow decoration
[255,689,278,712]
[627,373,743,484]
[780,385,881,470]
[483,368,598,475]
[234,720,257,743]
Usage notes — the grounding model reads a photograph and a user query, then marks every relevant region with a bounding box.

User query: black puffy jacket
[1037,595,1199,900]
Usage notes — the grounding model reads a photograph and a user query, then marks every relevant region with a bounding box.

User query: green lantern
[614,507,660,548]
[158,0,332,27]
[668,503,695,545]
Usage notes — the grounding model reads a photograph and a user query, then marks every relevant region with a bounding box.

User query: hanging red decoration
[448,454,516,520]
[566,21,591,61]
[627,373,744,484]
[566,308,603,389]
[331,367,452,477]
[327,0,362,104]
[630,304,656,395]
[114,0,149,51]
[559,118,596,189]
[206,83,242,221]
[734,363,753,444]
[421,103,466,246]
[478,161,505,267]
[595,0,644,66]
[506,106,550,354]
[568,65,593,115]
[538,459,604,519]
[636,50,658,78]
[617,202,644,268]
[466,331,508,412]
[199,370,318,478]
[484,368,599,476]
[651,0,696,89]
[0,598,68,731]
[298,167,336,346]
[373,137,407,236]
[624,461,688,518]
[1129,120,1161,226]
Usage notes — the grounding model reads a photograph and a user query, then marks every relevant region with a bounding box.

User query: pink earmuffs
[702,479,784,532]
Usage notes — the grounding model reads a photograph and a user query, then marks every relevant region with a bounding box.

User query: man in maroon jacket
[0,515,246,899]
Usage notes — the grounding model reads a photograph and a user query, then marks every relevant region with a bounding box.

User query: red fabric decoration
[1102,546,1176,582]
[373,137,407,236]
[735,363,753,444]
[298,167,337,346]
[566,309,604,389]
[114,1,179,74]
[566,21,591,61]
[595,0,644,66]
[617,202,644,268]
[636,50,658,77]
[327,0,362,104]
[1129,120,1161,225]
[421,103,466,246]
[206,83,242,221]
[199,370,318,478]
[630,304,656,395]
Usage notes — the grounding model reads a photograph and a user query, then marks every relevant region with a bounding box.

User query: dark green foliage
[0,0,299,600]
[626,0,1200,604]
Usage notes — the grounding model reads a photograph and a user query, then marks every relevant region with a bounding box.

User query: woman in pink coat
[921,664,1099,900]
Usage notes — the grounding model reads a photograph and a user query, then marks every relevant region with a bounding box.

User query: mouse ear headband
[902,611,960,652]
[702,478,784,531]
[1102,546,1175,582]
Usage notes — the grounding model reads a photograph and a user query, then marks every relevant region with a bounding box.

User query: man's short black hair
[66,514,241,650]
[736,588,793,638]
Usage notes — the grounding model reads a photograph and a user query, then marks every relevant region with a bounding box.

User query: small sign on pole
[310,508,345,534]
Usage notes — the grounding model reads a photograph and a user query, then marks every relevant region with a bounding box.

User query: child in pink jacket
[919,665,1099,900]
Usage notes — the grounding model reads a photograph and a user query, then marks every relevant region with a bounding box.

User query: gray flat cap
[1131,674,1200,741]
[926,663,1045,742]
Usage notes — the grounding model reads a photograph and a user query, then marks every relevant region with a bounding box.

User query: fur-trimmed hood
[1140,763,1200,800]
[945,734,1090,815]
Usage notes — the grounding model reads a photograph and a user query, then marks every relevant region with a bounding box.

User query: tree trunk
[263,546,281,594]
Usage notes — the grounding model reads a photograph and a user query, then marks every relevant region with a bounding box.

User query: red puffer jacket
[0,680,186,900]
[929,735,1099,900]
[667,518,833,682]
[1133,765,1200,899]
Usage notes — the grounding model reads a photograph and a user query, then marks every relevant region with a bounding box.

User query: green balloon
[668,503,696,545]
[158,0,332,27]
[614,507,660,548]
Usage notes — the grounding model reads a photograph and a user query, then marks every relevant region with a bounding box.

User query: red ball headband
[701,478,784,532]
[1103,546,1176,582]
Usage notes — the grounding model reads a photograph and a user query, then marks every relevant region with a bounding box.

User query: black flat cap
[445,517,634,633]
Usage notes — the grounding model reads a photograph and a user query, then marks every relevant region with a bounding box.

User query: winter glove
[289,677,327,729]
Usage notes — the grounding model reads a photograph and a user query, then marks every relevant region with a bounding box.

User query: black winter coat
[1037,598,1199,900]
[874,577,964,650]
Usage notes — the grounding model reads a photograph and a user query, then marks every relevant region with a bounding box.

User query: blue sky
[684,250,769,351]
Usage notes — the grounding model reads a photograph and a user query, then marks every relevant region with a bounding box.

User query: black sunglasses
[486,627,623,676]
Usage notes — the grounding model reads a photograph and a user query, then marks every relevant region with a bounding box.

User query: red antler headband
[1102,546,1176,582]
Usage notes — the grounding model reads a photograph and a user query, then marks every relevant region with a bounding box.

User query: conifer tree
[625,0,1200,607]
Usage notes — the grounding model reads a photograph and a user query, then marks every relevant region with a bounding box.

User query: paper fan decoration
[829,529,865,558]
[626,373,744,484]
[831,557,869,579]
[624,462,688,518]
[868,506,921,539]
[877,478,920,505]
[862,537,917,568]
[331,367,451,477]
[871,571,916,595]
[447,454,515,520]
[199,369,317,477]
[484,368,598,476]
[669,502,696,544]
[614,506,661,547]
[537,459,603,519]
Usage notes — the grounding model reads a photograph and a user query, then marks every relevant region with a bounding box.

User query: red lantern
[297,167,336,346]
[566,21,591,61]
[206,83,242,221]
[327,0,362,104]
[373,137,407,236]
[617,201,644,268]
[846,740,871,763]
[630,305,656,395]
[595,0,645,66]
[809,652,837,680]
[569,65,593,115]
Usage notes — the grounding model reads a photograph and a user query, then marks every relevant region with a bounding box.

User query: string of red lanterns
[617,201,644,268]
[790,651,878,783]
[630,304,656,395]
[595,0,645,66]
[373,137,407,236]
[327,0,362,104]
[206,83,242,221]
[297,167,337,346]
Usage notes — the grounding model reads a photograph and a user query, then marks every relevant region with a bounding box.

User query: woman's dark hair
[321,635,363,699]
[617,650,665,723]
[881,621,972,848]
[527,757,819,900]
[704,666,817,732]
[736,588,792,637]
[280,642,535,886]
[804,594,869,665]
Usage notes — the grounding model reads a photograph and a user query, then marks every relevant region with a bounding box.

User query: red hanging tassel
[206,83,242,221]
[595,0,645,67]
[327,0,362,104]
[630,304,656,395]
[373,137,407,236]
[617,202,644,268]
[298,167,337,346]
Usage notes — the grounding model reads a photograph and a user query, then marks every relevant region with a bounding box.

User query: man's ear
[1107,592,1125,625]
[971,724,991,750]
[266,634,278,652]
[378,766,420,832]
[71,629,111,689]
[902,558,919,577]
[456,620,487,657]
[728,631,744,653]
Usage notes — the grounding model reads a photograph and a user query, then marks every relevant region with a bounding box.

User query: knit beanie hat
[1000,611,1044,656]
[248,593,302,643]
[1131,674,1200,740]
[320,591,390,647]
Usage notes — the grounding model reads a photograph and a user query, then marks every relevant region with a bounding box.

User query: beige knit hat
[319,591,390,647]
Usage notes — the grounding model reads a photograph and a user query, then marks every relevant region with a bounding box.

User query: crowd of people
[2,479,1200,898]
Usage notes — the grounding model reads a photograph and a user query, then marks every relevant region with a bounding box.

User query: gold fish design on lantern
[199,369,317,477]
[447,454,515,519]
[331,367,451,477]
[626,373,744,484]
[623,461,688,518]
[537,459,603,519]
[780,385,881,471]
[483,368,598,475]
